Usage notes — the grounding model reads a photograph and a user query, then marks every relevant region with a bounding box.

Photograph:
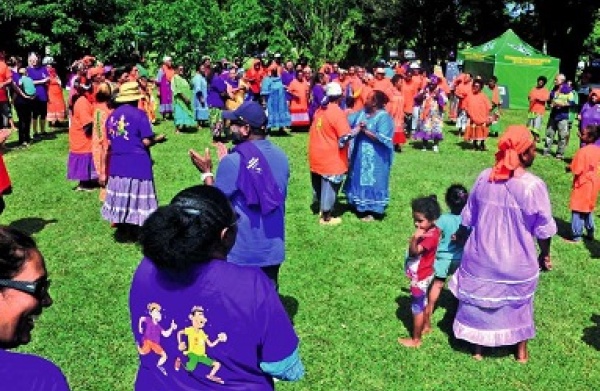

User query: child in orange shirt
[527,76,550,142]
[567,125,600,242]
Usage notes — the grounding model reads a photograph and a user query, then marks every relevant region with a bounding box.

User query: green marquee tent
[458,29,560,109]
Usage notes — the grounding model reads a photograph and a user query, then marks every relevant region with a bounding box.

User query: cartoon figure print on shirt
[108,115,130,140]
[137,303,177,376]
[175,306,228,384]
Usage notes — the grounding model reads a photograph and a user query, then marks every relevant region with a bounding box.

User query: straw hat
[115,81,143,103]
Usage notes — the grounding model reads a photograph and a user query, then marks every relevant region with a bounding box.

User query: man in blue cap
[189,101,290,290]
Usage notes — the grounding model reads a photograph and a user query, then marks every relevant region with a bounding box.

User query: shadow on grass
[9,217,58,235]
[279,294,299,324]
[582,314,600,350]
[554,215,600,258]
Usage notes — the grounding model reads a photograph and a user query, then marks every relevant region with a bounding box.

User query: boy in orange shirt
[527,76,550,142]
[567,125,600,242]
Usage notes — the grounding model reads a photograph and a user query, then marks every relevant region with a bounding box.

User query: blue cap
[222,101,267,128]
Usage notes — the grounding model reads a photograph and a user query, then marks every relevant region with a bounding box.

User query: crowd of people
[1,46,600,391]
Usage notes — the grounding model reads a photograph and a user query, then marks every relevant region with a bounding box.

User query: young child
[398,195,441,348]
[567,125,600,242]
[18,68,36,98]
[413,75,447,152]
[423,184,469,333]
[527,76,550,142]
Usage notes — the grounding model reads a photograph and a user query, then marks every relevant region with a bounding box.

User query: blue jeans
[571,211,595,240]
[311,173,342,213]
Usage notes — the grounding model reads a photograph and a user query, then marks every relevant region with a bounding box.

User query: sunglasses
[0,276,51,300]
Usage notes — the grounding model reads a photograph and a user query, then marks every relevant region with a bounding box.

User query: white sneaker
[433,145,439,153]
[421,147,427,152]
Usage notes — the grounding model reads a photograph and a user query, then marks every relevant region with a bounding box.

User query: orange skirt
[464,123,489,141]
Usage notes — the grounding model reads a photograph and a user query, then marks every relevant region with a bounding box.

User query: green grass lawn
[8,108,600,390]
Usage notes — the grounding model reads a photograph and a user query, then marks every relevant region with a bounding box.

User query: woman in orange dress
[46,65,66,126]
[387,74,406,151]
[287,68,310,130]
[463,78,492,151]
[92,82,113,201]
[67,76,97,191]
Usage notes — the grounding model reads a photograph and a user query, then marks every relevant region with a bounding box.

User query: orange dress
[570,144,600,213]
[92,102,113,200]
[47,76,67,122]
[386,89,406,145]
[464,91,492,141]
[288,79,310,127]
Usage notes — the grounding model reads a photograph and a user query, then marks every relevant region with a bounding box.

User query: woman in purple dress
[449,125,557,362]
[155,56,174,120]
[101,82,166,241]
[131,185,304,389]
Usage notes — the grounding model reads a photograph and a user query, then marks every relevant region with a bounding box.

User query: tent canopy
[458,29,560,109]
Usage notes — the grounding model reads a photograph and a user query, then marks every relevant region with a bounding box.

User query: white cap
[409,61,420,69]
[42,56,54,65]
[325,82,342,97]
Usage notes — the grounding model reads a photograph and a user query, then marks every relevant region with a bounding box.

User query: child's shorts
[433,258,461,279]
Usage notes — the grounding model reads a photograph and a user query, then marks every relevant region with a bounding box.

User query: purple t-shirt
[0,349,70,390]
[216,140,289,267]
[207,76,226,109]
[129,257,300,390]
[580,102,600,130]
[106,104,155,180]
[26,66,49,101]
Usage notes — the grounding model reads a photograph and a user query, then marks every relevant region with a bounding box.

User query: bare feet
[473,345,483,360]
[422,325,432,334]
[397,337,421,348]
[207,375,224,384]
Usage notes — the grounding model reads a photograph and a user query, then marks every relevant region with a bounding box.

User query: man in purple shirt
[26,52,49,139]
[190,101,290,290]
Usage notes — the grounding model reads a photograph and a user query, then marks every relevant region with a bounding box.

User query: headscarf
[489,125,533,182]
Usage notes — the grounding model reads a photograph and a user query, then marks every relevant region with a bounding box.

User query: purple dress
[308,84,325,121]
[156,69,173,115]
[449,168,557,347]
[0,349,70,390]
[129,257,301,390]
[101,104,158,226]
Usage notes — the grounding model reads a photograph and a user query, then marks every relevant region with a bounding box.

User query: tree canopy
[1,0,599,79]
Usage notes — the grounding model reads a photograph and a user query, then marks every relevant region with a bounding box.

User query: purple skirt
[67,152,98,181]
[101,176,158,226]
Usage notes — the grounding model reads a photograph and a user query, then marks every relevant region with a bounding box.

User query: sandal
[538,255,553,271]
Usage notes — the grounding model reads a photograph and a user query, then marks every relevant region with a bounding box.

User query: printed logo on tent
[507,43,533,56]
[482,42,496,52]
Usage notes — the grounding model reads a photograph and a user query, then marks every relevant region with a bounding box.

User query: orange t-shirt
[308,103,351,175]
[401,78,420,114]
[455,79,473,109]
[69,96,94,153]
[353,84,372,112]
[0,61,12,102]
[288,79,309,112]
[570,144,600,212]
[371,78,395,100]
[465,91,491,125]
[528,87,550,115]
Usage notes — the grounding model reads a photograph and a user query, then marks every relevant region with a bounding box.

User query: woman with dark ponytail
[130,185,304,389]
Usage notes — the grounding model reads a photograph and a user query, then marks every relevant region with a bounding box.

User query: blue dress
[260,76,292,128]
[191,73,209,121]
[344,109,394,214]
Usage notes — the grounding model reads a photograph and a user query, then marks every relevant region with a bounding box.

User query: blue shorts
[433,258,461,279]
